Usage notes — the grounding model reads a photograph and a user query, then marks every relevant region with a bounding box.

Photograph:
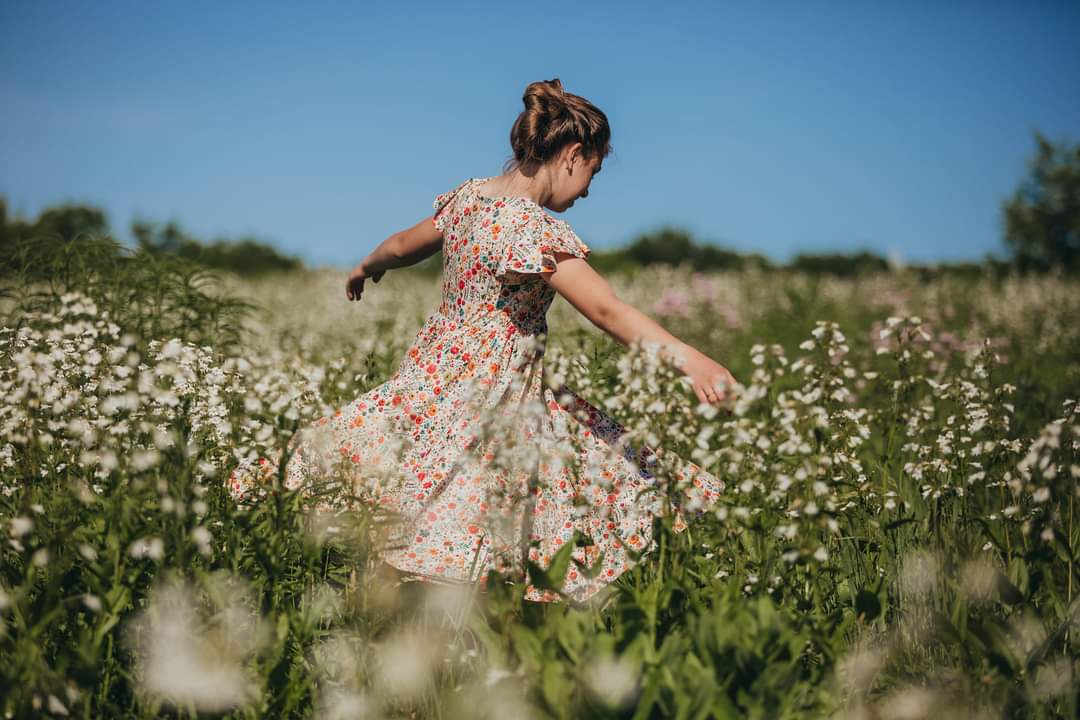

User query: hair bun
[522,78,568,116]
[507,78,612,175]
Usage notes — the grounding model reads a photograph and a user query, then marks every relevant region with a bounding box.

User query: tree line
[3,131,1076,279]
[0,204,303,278]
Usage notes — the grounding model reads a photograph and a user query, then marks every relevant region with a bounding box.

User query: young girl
[229,78,737,605]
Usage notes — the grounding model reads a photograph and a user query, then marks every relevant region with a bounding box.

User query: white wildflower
[583,654,639,709]
[9,517,33,538]
[129,537,165,561]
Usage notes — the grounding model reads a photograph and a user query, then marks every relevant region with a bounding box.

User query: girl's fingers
[700,384,716,404]
[346,276,366,301]
[693,383,707,404]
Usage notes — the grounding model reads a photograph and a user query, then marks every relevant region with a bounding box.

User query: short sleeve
[432,179,471,235]
[493,213,591,280]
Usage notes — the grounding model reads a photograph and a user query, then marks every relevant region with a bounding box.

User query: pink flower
[653,288,691,318]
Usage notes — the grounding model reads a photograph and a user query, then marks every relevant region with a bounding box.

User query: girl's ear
[559,142,582,168]
[568,143,585,167]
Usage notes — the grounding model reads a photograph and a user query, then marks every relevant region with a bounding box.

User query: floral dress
[227,177,725,604]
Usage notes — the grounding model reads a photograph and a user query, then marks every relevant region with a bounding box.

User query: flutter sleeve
[432,179,471,235]
[493,213,592,280]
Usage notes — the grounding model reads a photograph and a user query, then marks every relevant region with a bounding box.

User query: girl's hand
[676,346,738,406]
[345,261,385,301]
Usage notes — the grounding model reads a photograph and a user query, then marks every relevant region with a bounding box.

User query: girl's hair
[503,78,613,175]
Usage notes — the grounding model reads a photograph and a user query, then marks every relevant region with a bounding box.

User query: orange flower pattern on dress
[226,177,725,604]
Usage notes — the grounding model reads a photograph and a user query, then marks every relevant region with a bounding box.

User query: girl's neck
[483,170,552,204]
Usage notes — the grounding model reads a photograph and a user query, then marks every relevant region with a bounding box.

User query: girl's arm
[543,253,737,405]
[346,215,443,300]
[358,215,445,275]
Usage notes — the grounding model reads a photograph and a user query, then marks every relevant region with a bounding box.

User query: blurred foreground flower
[372,626,442,701]
[583,653,640,710]
[317,687,380,720]
[125,573,269,713]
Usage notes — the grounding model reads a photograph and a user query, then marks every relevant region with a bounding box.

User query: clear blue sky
[2,1,1078,267]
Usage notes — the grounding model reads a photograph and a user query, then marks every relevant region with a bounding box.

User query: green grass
[1,238,1078,718]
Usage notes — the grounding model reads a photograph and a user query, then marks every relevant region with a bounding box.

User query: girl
[230,78,737,605]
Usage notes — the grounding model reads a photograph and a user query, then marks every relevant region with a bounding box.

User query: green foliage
[1,232,254,350]
[789,250,889,277]
[1003,132,1080,273]
[0,197,303,280]
[590,226,773,275]
[0,197,109,248]
[572,226,1011,279]
[133,219,303,276]
[25,202,108,243]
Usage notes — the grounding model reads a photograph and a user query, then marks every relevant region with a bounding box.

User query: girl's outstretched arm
[543,253,737,405]
[345,215,443,300]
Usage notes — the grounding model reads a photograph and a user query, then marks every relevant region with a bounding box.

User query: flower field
[1,239,1078,718]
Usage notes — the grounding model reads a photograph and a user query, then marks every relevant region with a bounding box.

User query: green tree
[0,197,108,244]
[621,226,759,271]
[133,218,194,255]
[1002,131,1080,272]
[789,250,889,277]
[1,198,114,278]
[33,204,109,241]
[133,219,303,275]
[624,226,697,266]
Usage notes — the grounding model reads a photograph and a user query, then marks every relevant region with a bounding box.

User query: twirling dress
[227,176,725,604]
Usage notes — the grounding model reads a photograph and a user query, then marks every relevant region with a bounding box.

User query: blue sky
[2,1,1078,267]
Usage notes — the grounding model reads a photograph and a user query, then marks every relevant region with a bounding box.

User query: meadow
[1,236,1078,719]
